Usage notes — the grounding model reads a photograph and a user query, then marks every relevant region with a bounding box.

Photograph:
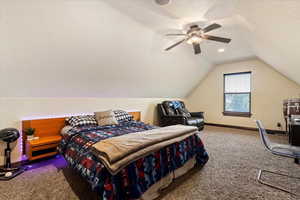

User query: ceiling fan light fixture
[218,48,225,53]
[187,36,202,44]
[155,0,171,6]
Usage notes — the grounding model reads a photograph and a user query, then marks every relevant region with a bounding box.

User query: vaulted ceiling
[0,0,299,98]
[106,0,300,83]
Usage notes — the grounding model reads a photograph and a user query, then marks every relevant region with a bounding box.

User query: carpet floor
[0,126,299,200]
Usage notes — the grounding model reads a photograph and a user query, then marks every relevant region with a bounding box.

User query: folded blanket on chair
[91,125,198,175]
[171,101,182,109]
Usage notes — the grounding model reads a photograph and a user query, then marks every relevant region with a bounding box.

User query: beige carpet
[0,126,299,200]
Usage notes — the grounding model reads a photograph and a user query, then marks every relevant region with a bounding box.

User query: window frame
[223,71,252,117]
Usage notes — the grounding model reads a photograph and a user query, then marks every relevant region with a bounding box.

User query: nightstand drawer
[26,136,61,161]
[32,147,57,157]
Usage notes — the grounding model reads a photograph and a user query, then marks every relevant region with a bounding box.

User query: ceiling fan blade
[165,38,187,51]
[202,35,231,43]
[202,23,221,33]
[165,33,187,36]
[192,43,201,55]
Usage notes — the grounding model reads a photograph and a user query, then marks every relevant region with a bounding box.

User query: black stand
[295,158,300,165]
[0,142,26,181]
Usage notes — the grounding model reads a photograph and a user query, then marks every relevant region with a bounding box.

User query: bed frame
[21,111,141,155]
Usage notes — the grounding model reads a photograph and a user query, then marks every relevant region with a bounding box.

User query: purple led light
[18,134,24,161]
[25,155,67,171]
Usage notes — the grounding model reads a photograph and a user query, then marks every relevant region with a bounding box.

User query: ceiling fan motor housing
[187,25,201,35]
[155,0,171,6]
[190,25,199,29]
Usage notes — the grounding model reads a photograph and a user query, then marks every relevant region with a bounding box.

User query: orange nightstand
[26,136,62,161]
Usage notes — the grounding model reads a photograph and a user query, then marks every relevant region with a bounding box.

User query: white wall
[0,0,212,98]
[0,98,177,165]
[186,58,300,130]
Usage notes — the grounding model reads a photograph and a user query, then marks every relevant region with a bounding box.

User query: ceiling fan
[155,0,171,5]
[165,23,231,55]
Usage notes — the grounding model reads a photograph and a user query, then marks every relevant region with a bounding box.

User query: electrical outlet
[277,122,281,127]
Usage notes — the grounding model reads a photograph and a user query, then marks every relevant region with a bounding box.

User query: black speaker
[290,123,300,146]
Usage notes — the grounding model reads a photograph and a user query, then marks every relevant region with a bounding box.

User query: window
[223,72,251,117]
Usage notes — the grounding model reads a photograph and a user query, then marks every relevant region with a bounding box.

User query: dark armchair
[157,101,204,130]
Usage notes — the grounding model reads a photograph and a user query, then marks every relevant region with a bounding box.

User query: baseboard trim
[266,129,287,134]
[204,122,286,134]
[0,159,28,168]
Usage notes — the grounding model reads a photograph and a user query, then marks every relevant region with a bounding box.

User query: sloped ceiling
[236,0,300,86]
[104,0,255,65]
[0,0,299,98]
[0,0,212,98]
[105,0,300,84]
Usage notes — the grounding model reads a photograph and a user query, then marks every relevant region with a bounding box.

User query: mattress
[58,121,209,200]
[141,156,197,200]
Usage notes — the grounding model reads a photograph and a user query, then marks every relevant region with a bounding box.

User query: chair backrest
[163,101,189,116]
[162,101,177,116]
[255,120,273,152]
[178,101,186,108]
[160,101,193,117]
[157,104,166,116]
[256,120,300,159]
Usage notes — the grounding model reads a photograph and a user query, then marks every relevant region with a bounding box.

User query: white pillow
[94,110,119,126]
[61,126,73,135]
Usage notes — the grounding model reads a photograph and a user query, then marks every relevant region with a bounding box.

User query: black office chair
[0,128,26,180]
[256,120,300,195]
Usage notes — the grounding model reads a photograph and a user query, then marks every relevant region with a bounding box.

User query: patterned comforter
[58,121,209,200]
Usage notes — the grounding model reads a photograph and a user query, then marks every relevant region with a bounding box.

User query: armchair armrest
[164,115,187,120]
[190,112,204,118]
[161,115,187,126]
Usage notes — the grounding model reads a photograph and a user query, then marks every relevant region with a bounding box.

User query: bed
[58,111,209,200]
